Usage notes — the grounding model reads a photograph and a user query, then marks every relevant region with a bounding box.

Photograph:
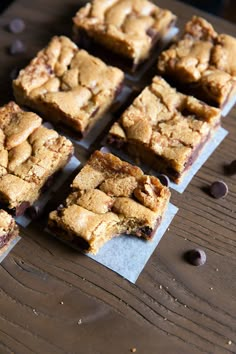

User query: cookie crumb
[32,309,38,316]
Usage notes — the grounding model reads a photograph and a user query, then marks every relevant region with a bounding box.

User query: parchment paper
[89,203,178,283]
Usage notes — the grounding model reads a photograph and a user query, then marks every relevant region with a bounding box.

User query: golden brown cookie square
[157,16,236,107]
[108,76,221,183]
[13,36,124,136]
[48,150,170,254]
[73,0,176,67]
[0,102,74,215]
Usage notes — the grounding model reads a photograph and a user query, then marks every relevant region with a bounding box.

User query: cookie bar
[157,16,236,107]
[0,209,19,257]
[13,36,124,137]
[107,76,221,183]
[0,102,74,216]
[73,0,176,69]
[48,150,170,254]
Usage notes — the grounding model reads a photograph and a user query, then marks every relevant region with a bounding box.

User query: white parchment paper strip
[88,203,178,283]
[222,95,236,117]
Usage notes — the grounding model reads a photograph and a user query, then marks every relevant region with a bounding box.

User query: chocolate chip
[136,226,153,239]
[158,174,170,187]
[227,160,236,175]
[100,146,111,154]
[44,64,53,75]
[107,135,124,149]
[184,249,206,266]
[27,205,41,220]
[9,39,26,55]
[8,18,25,33]
[210,180,228,199]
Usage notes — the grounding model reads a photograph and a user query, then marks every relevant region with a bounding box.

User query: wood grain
[0,0,236,353]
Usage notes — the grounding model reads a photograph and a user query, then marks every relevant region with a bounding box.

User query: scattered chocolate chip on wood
[8,18,25,33]
[210,180,228,199]
[184,249,206,266]
[9,39,26,55]
[158,174,170,187]
[227,160,236,175]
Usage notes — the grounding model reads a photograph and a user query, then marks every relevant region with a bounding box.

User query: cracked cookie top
[49,150,170,254]
[0,102,73,208]
[73,0,176,63]
[13,36,124,133]
[0,209,19,251]
[157,16,236,106]
[108,76,221,174]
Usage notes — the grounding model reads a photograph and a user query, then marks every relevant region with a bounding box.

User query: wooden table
[0,1,236,353]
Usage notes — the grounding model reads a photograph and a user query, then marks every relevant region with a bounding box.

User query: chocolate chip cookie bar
[48,150,170,254]
[13,36,124,137]
[107,76,221,183]
[0,209,19,257]
[73,0,176,69]
[157,16,236,108]
[0,102,74,216]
